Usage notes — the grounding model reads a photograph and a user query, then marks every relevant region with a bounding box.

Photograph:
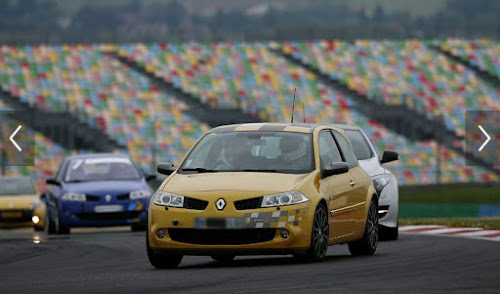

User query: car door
[317,130,353,240]
[332,130,371,232]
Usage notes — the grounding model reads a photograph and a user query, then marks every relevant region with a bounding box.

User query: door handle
[349,180,356,187]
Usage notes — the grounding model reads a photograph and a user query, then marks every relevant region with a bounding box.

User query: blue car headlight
[261,191,309,207]
[61,192,86,201]
[373,174,392,195]
[152,191,184,207]
[130,189,151,200]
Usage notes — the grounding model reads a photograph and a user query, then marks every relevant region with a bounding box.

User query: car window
[332,131,359,168]
[64,157,141,182]
[345,130,373,160]
[0,178,35,195]
[180,132,314,174]
[318,131,342,168]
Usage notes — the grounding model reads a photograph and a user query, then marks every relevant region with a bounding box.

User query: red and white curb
[400,225,500,242]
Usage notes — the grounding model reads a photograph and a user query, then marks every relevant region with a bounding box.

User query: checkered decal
[245,209,301,228]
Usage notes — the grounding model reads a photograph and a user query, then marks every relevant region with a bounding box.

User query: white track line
[399,225,500,242]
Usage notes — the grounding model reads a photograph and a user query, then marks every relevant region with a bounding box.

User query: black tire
[379,224,398,241]
[44,208,56,235]
[55,208,70,235]
[131,223,147,232]
[211,254,235,263]
[348,198,378,256]
[147,233,183,269]
[294,204,329,262]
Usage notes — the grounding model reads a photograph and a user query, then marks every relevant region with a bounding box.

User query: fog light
[156,229,165,239]
[280,229,289,239]
[32,216,40,224]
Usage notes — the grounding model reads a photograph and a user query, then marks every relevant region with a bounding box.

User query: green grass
[400,185,500,204]
[400,217,500,230]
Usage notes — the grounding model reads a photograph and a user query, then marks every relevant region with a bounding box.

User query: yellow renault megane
[147,123,378,268]
[0,177,45,231]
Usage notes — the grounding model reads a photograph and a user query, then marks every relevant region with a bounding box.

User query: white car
[335,124,399,240]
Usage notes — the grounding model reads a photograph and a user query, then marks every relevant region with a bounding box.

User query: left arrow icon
[10,125,22,152]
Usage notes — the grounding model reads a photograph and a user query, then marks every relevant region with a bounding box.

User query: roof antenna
[291,88,296,123]
[302,103,306,123]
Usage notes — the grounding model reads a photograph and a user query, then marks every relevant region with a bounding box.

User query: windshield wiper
[242,169,279,173]
[180,168,218,173]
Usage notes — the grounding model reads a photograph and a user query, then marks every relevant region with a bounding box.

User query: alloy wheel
[367,202,379,249]
[312,206,329,258]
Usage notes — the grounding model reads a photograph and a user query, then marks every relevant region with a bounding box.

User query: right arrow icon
[478,125,491,152]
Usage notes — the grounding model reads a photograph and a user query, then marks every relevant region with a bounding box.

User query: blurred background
[0,0,498,218]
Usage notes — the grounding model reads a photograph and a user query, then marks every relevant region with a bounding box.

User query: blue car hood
[63,180,147,195]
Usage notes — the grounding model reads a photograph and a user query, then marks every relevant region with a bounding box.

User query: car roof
[329,123,360,131]
[65,153,131,160]
[208,122,335,134]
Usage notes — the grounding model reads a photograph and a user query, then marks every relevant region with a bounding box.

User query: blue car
[45,154,155,234]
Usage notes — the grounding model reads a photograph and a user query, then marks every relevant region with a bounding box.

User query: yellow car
[0,177,45,231]
[147,123,378,268]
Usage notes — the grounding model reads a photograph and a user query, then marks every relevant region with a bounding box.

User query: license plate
[195,218,245,229]
[1,211,22,219]
[94,205,123,213]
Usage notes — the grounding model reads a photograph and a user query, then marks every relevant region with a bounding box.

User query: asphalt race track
[1,228,499,293]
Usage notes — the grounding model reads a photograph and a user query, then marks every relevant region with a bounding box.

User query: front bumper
[148,201,314,253]
[59,199,149,227]
[0,206,45,229]
[377,176,398,228]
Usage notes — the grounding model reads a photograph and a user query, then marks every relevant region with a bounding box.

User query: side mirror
[145,174,157,181]
[46,178,60,186]
[322,162,349,178]
[381,150,399,164]
[157,162,176,175]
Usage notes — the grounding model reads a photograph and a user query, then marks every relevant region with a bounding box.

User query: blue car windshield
[64,157,141,182]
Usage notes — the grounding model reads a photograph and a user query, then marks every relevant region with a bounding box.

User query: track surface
[1,227,499,293]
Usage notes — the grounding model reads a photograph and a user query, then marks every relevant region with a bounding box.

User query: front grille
[378,205,390,217]
[85,195,100,202]
[234,197,262,210]
[0,210,32,222]
[168,228,276,245]
[76,211,142,221]
[183,197,208,210]
[116,193,130,201]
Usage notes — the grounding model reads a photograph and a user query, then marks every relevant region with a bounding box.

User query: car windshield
[180,131,314,174]
[345,130,373,160]
[0,178,35,195]
[64,157,141,182]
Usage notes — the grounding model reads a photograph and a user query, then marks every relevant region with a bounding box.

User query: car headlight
[27,200,40,210]
[373,174,391,195]
[130,189,151,200]
[152,191,184,207]
[261,191,309,207]
[61,192,86,201]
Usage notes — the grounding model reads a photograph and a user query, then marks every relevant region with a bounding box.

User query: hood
[63,180,148,195]
[358,157,387,178]
[0,195,39,210]
[164,172,309,201]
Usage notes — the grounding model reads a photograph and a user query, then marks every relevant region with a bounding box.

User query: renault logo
[105,194,112,202]
[216,198,226,210]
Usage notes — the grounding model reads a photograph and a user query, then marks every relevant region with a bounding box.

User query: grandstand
[0,40,498,192]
